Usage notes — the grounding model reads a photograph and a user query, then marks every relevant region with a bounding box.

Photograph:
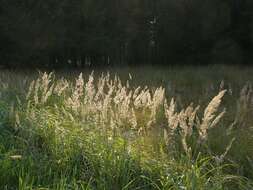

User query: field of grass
[1,65,253,189]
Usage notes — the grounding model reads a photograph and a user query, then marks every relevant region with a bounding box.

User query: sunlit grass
[0,65,253,189]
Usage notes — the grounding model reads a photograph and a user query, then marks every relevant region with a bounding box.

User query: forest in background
[0,0,253,67]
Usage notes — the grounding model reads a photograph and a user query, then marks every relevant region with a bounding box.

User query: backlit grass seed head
[76,73,84,96]
[151,87,165,118]
[84,73,95,103]
[232,83,253,128]
[239,83,252,110]
[129,73,132,80]
[133,87,141,99]
[214,137,236,165]
[94,76,106,101]
[67,73,84,110]
[34,78,40,105]
[25,72,55,105]
[164,98,179,131]
[41,72,53,96]
[26,80,35,100]
[199,90,226,140]
[220,80,225,90]
[185,104,200,128]
[177,104,199,154]
[133,89,152,108]
[42,84,54,104]
[54,79,69,96]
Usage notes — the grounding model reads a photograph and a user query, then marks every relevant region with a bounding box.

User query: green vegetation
[0,65,253,189]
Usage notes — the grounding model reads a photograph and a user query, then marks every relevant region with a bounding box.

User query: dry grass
[0,66,253,189]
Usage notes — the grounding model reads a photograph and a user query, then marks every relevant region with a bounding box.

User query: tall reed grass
[0,69,253,189]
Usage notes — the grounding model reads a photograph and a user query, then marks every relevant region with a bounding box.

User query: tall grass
[0,69,253,189]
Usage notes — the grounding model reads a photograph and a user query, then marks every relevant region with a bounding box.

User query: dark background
[0,0,253,68]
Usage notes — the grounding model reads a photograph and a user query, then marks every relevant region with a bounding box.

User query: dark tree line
[0,0,253,67]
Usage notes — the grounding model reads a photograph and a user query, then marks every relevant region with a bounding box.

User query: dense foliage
[1,0,253,67]
[1,67,253,189]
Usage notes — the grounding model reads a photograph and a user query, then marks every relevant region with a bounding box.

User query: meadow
[0,65,253,190]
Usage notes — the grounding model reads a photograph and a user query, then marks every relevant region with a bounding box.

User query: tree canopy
[0,0,253,67]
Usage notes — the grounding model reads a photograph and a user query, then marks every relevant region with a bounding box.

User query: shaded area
[0,0,253,67]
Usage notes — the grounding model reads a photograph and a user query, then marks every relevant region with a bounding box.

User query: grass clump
[0,71,252,189]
